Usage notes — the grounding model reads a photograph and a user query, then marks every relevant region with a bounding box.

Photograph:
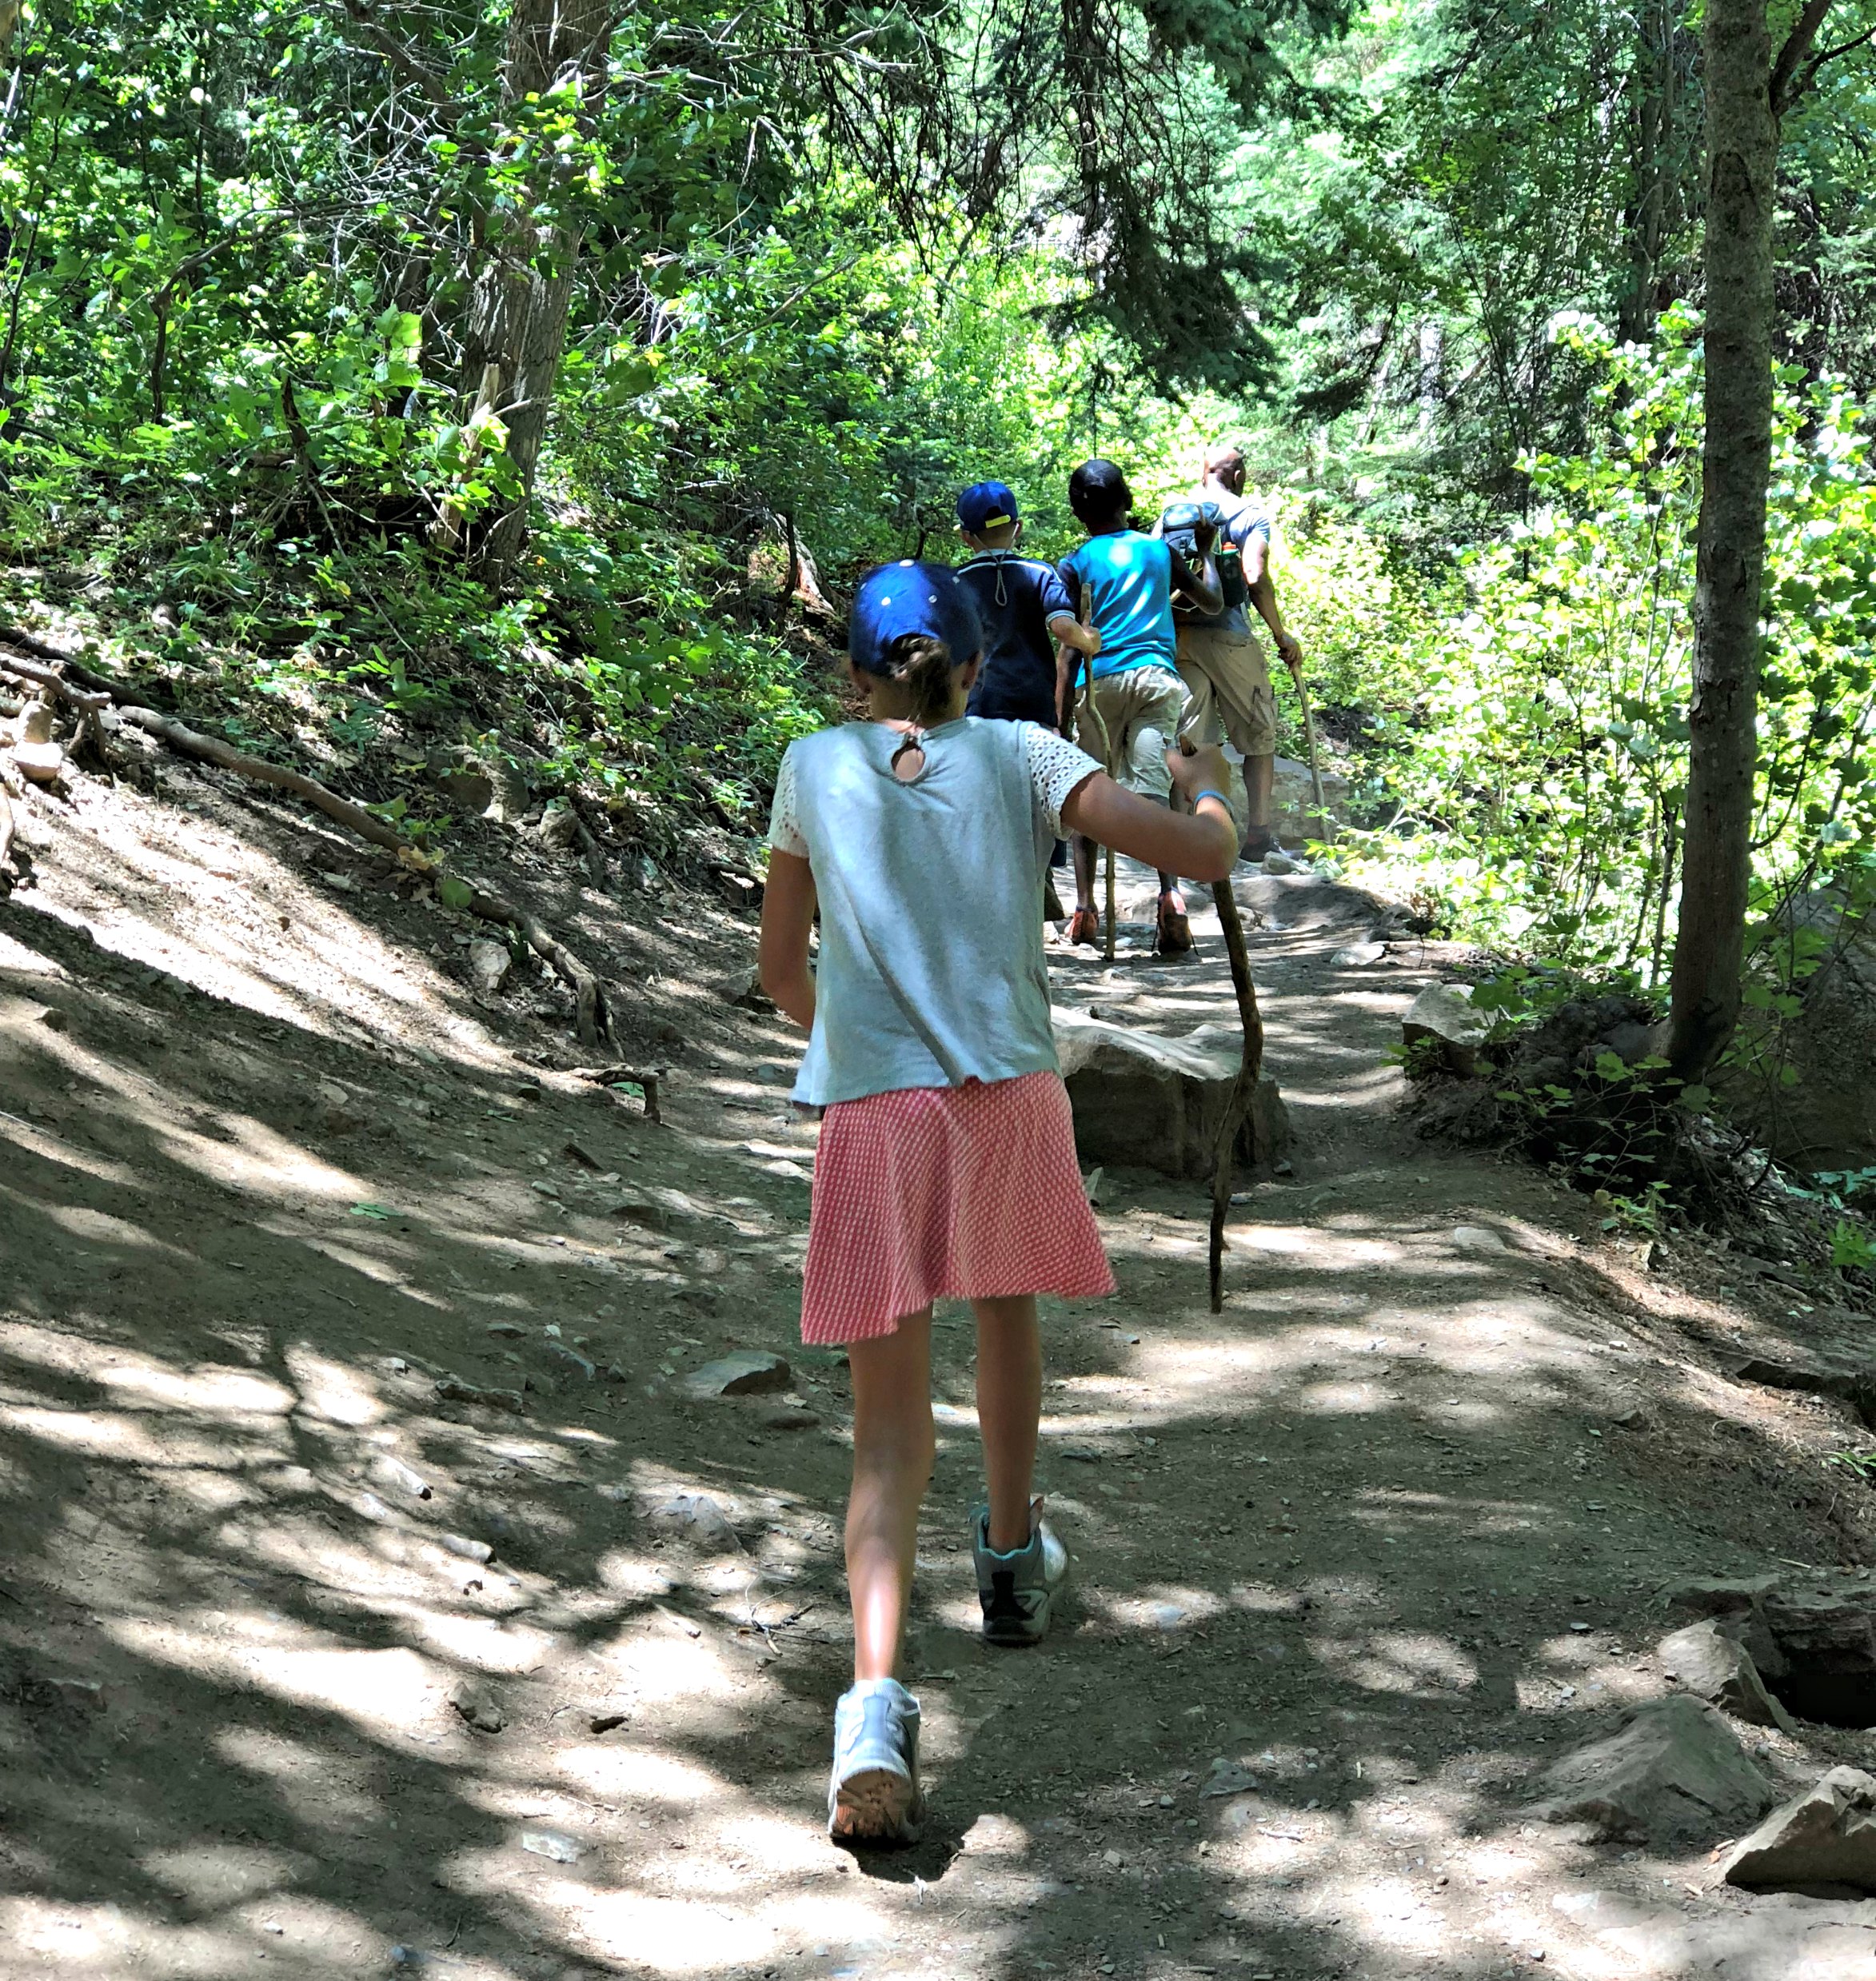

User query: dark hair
[1069,457,1132,529]
[880,632,957,728]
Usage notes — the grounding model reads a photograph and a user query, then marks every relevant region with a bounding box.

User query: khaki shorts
[1175,624,1279,761]
[1073,664,1187,804]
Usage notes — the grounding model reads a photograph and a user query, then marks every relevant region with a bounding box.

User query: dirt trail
[6,765,1876,1981]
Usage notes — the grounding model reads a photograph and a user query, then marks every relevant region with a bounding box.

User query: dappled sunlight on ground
[9,824,1876,1979]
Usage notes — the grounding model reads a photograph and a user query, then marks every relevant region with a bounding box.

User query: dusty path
[5,765,1876,1981]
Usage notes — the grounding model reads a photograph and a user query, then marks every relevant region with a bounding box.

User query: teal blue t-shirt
[1059,532,1176,681]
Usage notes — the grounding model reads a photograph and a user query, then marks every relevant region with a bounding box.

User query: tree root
[0,645,613,1048]
[567,1063,666,1124]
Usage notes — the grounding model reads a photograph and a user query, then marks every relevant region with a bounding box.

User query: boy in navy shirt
[955,481,1101,732]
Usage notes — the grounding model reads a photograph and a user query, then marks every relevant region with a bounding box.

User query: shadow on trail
[0,887,1862,1981]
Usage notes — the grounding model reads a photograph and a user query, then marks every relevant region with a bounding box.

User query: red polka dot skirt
[800,1070,1116,1344]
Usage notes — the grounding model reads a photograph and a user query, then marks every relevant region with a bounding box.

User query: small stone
[369,1456,432,1500]
[724,969,775,1012]
[1153,1603,1186,1631]
[466,939,511,996]
[545,1342,597,1381]
[589,1711,629,1734]
[448,1683,506,1734]
[36,1006,68,1032]
[485,1321,526,1339]
[684,1350,791,1399]
[316,1080,366,1135]
[760,1404,817,1432]
[435,1376,526,1412]
[1451,1224,1509,1253]
[1331,941,1387,967]
[11,739,64,785]
[1202,1761,1261,1798]
[520,1827,585,1863]
[437,1532,493,1564]
[1263,851,1298,875]
[43,1675,105,1711]
[643,1492,739,1552]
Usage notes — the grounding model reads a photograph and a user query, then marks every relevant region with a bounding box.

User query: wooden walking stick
[1177,742,1267,1312]
[1074,577,1118,961]
[1292,657,1334,844]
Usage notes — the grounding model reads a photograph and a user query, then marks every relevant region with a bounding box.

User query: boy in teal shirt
[1058,459,1221,953]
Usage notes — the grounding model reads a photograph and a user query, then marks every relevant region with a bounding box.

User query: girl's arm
[1062,745,1239,881]
[758,850,818,1028]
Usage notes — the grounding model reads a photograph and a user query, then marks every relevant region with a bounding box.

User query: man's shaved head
[1204,442,1247,485]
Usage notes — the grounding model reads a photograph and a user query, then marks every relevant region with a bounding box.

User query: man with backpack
[1159,444,1304,860]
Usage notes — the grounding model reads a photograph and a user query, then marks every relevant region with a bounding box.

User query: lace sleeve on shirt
[1021,724,1103,839]
[767,746,808,858]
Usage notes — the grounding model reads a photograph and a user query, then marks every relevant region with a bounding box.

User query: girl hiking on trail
[759,561,1238,1844]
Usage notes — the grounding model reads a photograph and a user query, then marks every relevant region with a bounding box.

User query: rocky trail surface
[7,761,1876,1981]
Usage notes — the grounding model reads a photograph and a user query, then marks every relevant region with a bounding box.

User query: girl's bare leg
[972,1294,1042,1552]
[844,1311,935,1683]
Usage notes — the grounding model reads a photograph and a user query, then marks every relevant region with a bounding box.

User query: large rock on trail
[1054,1010,1289,1181]
[1402,982,1487,1077]
[1726,1333,1876,1429]
[1269,753,1351,845]
[683,1350,791,1399]
[1724,1767,1876,1893]
[1662,1569,1876,1729]
[1658,1618,1796,1731]
[1526,1694,1774,1843]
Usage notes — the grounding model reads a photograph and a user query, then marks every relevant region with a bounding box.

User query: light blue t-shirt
[768,718,1101,1107]
[1059,532,1177,680]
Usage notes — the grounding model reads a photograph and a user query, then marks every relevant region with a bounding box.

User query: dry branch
[0,649,613,1048]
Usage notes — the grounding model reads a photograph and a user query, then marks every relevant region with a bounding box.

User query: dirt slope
[5,757,1876,1981]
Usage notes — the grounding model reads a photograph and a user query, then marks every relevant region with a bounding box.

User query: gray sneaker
[972,1501,1069,1647]
[828,1679,924,1843]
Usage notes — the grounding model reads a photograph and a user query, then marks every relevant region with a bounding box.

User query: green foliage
[1323,308,1876,981]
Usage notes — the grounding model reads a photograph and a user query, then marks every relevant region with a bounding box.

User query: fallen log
[0,649,613,1048]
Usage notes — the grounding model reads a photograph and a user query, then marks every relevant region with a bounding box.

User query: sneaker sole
[829,1767,924,1843]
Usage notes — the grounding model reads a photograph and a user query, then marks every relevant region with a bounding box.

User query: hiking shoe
[1155,890,1193,956]
[972,1501,1069,1647]
[828,1679,924,1843]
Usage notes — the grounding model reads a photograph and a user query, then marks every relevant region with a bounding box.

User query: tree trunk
[1666,0,1778,1084]
[448,0,611,587]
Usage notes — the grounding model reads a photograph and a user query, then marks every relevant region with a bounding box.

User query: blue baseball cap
[956,480,1020,533]
[848,561,983,676]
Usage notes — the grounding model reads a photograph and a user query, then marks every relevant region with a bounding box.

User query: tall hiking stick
[1207,874,1266,1312]
[1293,661,1334,845]
[1073,577,1117,960]
[1173,735,1268,1312]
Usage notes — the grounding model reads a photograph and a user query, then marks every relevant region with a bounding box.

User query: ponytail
[880,633,957,729]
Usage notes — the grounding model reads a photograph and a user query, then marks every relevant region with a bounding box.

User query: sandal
[1068,907,1102,948]
[1156,892,1193,956]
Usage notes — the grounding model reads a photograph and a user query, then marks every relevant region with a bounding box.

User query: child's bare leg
[1072,833,1100,913]
[972,1294,1041,1551]
[844,1312,935,1683]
